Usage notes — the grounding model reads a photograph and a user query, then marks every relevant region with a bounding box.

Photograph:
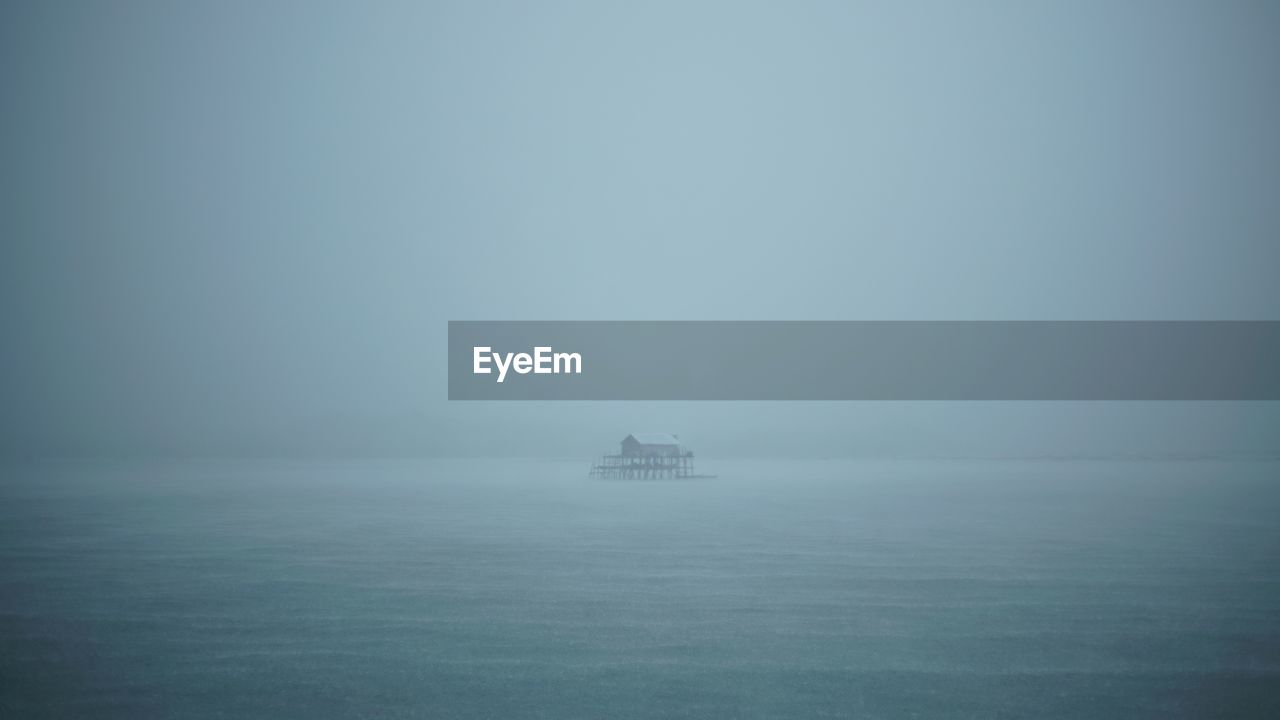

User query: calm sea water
[2,458,1278,718]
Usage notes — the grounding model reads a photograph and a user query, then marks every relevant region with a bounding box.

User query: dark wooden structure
[589,433,696,479]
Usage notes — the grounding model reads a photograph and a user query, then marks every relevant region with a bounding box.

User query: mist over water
[4,1,1280,459]
[3,458,1278,718]
[3,1,1280,716]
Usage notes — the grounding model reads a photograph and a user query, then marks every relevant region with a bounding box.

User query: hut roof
[626,433,681,446]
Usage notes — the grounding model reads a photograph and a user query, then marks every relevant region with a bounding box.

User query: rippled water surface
[2,458,1278,718]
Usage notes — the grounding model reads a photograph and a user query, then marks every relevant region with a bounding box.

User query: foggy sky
[2,1,1279,458]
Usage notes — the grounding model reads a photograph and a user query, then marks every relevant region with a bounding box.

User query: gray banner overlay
[448,321,1280,400]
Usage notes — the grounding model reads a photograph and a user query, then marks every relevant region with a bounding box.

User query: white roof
[626,433,681,446]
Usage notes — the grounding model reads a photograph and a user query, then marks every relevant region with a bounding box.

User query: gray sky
[3,1,1279,458]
